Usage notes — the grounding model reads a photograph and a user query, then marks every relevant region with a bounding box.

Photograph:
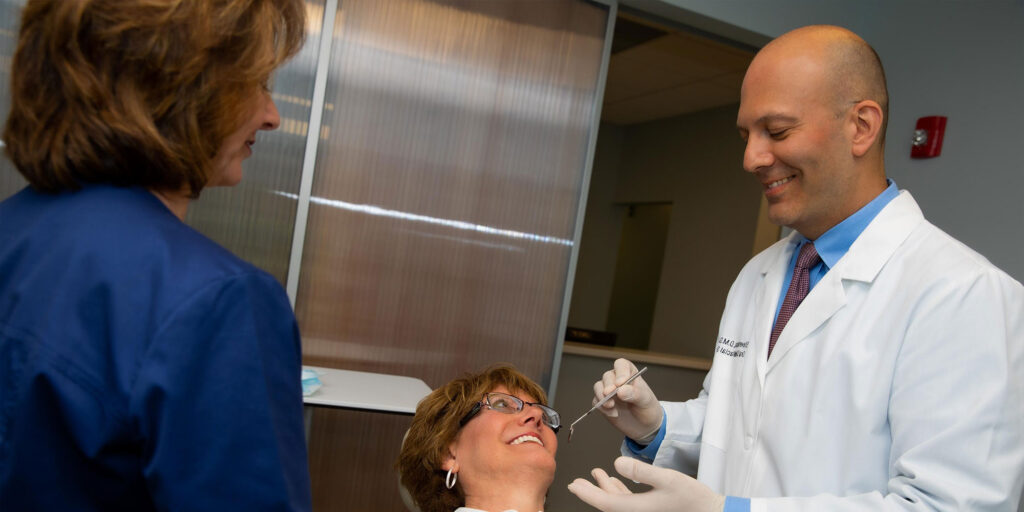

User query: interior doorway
[565,9,776,359]
[606,202,672,350]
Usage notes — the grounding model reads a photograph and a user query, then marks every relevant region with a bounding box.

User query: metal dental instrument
[568,366,648,442]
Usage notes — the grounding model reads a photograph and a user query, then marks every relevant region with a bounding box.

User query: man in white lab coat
[568,25,1024,512]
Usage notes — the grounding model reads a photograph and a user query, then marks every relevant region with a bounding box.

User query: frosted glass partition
[185,1,326,285]
[298,2,612,508]
[296,0,611,392]
[0,0,27,200]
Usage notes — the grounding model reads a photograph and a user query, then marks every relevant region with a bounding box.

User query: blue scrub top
[0,185,311,511]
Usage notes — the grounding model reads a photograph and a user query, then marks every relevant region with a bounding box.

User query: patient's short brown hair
[398,364,549,512]
[3,0,305,196]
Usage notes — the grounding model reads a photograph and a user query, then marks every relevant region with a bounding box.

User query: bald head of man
[769,25,889,143]
[736,25,889,239]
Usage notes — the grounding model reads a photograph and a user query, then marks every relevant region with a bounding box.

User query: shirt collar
[798,179,899,269]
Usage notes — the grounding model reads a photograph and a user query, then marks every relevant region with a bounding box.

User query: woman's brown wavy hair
[3,0,305,196]
[398,364,550,512]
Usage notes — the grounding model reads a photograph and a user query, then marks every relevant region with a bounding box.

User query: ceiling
[601,14,755,126]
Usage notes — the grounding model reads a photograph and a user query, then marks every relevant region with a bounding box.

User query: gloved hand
[594,358,663,443]
[568,456,726,512]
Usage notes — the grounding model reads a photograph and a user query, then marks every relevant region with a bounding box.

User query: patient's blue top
[0,185,311,511]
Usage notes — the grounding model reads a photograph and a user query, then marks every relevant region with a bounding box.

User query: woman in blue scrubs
[0,1,311,510]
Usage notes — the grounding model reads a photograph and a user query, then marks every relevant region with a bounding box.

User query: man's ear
[850,99,883,157]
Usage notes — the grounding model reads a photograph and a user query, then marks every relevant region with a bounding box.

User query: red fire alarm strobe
[911,116,947,158]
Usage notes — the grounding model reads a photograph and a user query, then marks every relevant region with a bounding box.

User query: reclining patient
[399,365,560,512]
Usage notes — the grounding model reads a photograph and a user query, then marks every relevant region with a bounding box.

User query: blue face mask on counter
[301,368,322,396]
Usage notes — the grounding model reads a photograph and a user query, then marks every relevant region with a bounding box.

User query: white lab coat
[646,191,1024,511]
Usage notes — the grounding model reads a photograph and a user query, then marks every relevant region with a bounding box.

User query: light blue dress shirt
[772,179,899,327]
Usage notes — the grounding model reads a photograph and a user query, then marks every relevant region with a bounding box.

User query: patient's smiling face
[447,385,557,491]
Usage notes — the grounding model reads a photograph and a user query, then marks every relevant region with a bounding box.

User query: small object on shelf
[301,367,322,397]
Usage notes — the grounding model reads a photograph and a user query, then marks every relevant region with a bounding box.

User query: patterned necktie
[768,242,821,359]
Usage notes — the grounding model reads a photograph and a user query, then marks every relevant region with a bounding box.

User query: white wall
[626,0,1024,282]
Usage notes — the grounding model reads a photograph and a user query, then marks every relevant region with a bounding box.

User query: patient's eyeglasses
[459,392,561,434]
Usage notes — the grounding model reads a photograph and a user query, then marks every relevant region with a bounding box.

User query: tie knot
[796,242,820,269]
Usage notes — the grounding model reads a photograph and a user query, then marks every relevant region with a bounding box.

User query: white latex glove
[568,456,726,512]
[594,358,663,442]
